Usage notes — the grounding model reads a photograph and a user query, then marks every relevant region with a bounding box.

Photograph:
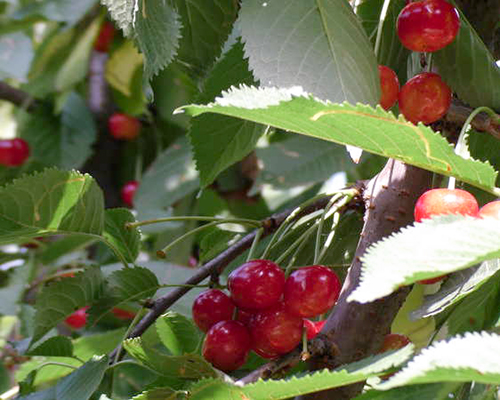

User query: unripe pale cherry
[478,201,500,219]
[0,138,30,167]
[398,72,452,125]
[378,65,400,111]
[192,289,235,333]
[397,0,460,52]
[414,188,479,222]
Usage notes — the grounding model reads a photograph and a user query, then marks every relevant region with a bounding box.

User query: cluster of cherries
[378,0,460,125]
[193,259,341,372]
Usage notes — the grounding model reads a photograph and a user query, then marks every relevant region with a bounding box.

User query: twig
[445,100,500,139]
[0,81,39,112]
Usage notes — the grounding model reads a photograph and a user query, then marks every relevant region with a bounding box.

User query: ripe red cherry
[418,275,447,284]
[121,180,139,208]
[94,21,115,53]
[108,113,142,140]
[479,201,500,219]
[397,0,460,52]
[228,259,285,311]
[414,188,479,222]
[202,320,251,372]
[0,138,30,167]
[398,72,452,124]
[192,289,235,333]
[64,306,89,329]
[378,65,400,111]
[248,302,303,356]
[379,333,411,352]
[304,319,326,340]
[284,265,341,318]
[111,307,136,320]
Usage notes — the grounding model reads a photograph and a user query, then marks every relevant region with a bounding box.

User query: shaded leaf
[155,312,201,356]
[27,336,73,358]
[103,208,140,264]
[132,387,178,400]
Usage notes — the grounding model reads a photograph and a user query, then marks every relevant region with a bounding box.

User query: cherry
[414,188,479,222]
[378,65,400,111]
[479,201,500,219]
[64,306,89,329]
[248,302,303,356]
[202,320,251,372]
[379,333,411,352]
[94,21,115,53]
[121,180,139,208]
[228,259,285,311]
[397,0,460,52]
[304,319,326,340]
[108,113,142,140]
[0,138,30,167]
[236,309,253,327]
[111,307,136,320]
[192,289,235,333]
[418,275,447,284]
[398,72,452,124]
[284,265,341,318]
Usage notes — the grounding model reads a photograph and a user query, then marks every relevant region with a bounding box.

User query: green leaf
[239,0,379,104]
[180,87,498,193]
[155,312,201,356]
[411,260,500,320]
[40,235,96,266]
[198,228,240,264]
[123,337,217,379]
[101,0,135,36]
[103,208,140,264]
[349,215,500,303]
[0,32,33,82]
[377,332,500,389]
[73,328,126,360]
[135,137,199,233]
[433,9,500,110]
[355,383,460,400]
[132,387,178,400]
[187,379,245,399]
[56,355,108,400]
[0,168,104,244]
[134,0,181,82]
[27,336,73,357]
[32,267,105,344]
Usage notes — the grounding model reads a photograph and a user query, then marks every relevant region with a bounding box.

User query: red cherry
[94,21,115,53]
[108,113,142,140]
[0,138,30,167]
[253,347,279,359]
[398,72,452,124]
[303,319,326,340]
[248,302,303,356]
[111,307,136,320]
[379,333,411,352]
[479,201,500,219]
[228,259,285,311]
[236,309,253,327]
[202,320,251,372]
[121,180,139,208]
[378,65,400,111]
[284,265,341,318]
[397,0,460,52]
[65,306,89,329]
[418,275,447,284]
[192,289,235,333]
[414,188,479,222]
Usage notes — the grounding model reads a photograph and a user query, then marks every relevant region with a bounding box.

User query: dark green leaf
[103,208,140,263]
[198,227,240,264]
[27,336,73,357]
[155,312,202,355]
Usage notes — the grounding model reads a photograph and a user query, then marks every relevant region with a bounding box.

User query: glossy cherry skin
[192,289,235,333]
[379,65,400,110]
[248,302,303,356]
[108,113,141,140]
[0,138,30,167]
[94,21,115,52]
[397,0,460,52]
[228,259,285,311]
[379,333,411,352]
[284,265,341,318]
[304,319,326,340]
[398,72,452,124]
[414,188,479,222]
[479,201,500,219]
[65,306,89,329]
[202,320,251,372]
[121,180,139,208]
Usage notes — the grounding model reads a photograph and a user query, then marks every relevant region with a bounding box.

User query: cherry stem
[374,0,391,59]
[126,216,261,229]
[134,136,144,182]
[314,193,343,264]
[277,221,318,269]
[246,227,263,262]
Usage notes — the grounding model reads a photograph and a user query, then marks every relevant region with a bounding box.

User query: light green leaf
[73,328,126,361]
[0,169,104,244]
[0,32,33,82]
[239,0,379,104]
[101,0,135,36]
[103,208,140,264]
[411,259,500,320]
[434,9,500,110]
[155,312,201,356]
[123,337,217,379]
[135,0,181,81]
[27,336,73,358]
[32,267,105,344]
[132,387,178,400]
[187,379,245,399]
[180,87,498,193]
[198,228,240,264]
[377,332,500,389]
[349,215,500,303]
[355,383,460,400]
[106,40,144,96]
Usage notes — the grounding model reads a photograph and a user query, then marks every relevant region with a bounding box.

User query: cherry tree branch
[0,81,39,112]
[445,100,500,139]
